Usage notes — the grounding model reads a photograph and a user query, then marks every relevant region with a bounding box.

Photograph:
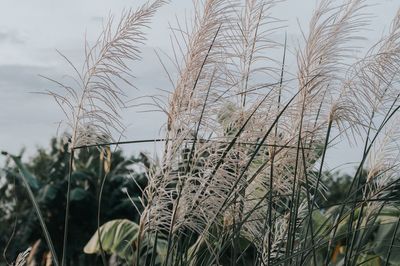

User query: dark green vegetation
[0,138,149,265]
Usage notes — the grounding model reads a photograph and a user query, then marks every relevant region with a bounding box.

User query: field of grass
[2,0,400,265]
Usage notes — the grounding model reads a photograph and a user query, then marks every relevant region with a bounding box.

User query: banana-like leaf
[372,213,400,264]
[311,206,400,265]
[84,219,139,260]
[84,219,168,264]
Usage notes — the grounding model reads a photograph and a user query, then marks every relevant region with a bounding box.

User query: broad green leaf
[84,219,169,264]
[372,220,400,264]
[84,219,139,260]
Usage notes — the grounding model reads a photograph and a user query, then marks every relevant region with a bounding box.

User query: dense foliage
[0,138,149,265]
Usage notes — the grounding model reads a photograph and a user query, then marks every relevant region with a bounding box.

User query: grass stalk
[61,149,74,266]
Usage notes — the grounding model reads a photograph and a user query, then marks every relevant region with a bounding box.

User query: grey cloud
[0,64,65,127]
[0,64,65,157]
[0,30,25,44]
[0,64,53,94]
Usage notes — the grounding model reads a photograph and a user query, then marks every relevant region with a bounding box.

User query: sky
[0,0,399,172]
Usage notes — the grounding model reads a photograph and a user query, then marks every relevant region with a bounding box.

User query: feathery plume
[46,0,168,150]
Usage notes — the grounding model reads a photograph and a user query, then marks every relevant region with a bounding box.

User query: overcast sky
[1,0,399,172]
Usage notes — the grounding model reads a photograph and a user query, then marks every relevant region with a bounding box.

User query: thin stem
[301,119,333,265]
[267,32,287,265]
[61,149,74,266]
[97,147,108,266]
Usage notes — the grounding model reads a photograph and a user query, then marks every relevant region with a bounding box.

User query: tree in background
[0,137,149,265]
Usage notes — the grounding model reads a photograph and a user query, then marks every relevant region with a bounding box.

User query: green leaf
[84,219,169,264]
[71,171,92,182]
[39,184,58,202]
[312,209,332,236]
[356,254,381,266]
[84,219,139,260]
[70,187,89,202]
[9,155,40,191]
[372,219,400,264]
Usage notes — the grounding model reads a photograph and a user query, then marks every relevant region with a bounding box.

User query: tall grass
[38,0,400,265]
